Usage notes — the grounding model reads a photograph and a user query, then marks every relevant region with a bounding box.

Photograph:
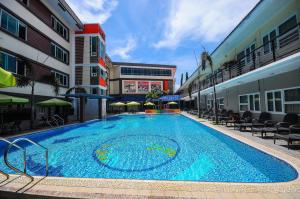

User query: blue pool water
[0,114,298,182]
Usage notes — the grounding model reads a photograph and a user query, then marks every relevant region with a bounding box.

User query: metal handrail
[4,138,48,179]
[53,114,64,125]
[0,137,28,179]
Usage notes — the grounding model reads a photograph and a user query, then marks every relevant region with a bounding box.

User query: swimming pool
[0,114,298,182]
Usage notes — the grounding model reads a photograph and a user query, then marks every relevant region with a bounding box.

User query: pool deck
[0,112,300,198]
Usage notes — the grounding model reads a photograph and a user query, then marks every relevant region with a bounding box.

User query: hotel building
[0,0,108,121]
[109,62,176,102]
[176,0,300,121]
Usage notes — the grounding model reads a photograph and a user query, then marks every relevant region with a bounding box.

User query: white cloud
[65,0,118,24]
[154,0,259,48]
[110,37,137,60]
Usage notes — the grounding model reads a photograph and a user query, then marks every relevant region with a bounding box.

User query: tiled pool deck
[0,112,300,199]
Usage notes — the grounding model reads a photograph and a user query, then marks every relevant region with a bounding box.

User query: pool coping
[1,112,300,198]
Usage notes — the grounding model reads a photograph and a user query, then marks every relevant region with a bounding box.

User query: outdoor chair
[226,111,252,129]
[251,120,277,138]
[237,112,270,131]
[219,110,233,125]
[225,112,240,127]
[274,125,300,149]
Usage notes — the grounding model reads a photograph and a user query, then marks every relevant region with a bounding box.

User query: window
[21,0,29,6]
[239,93,260,112]
[50,43,69,64]
[0,51,26,75]
[54,71,68,86]
[99,40,105,58]
[91,88,98,95]
[207,99,213,110]
[263,35,269,54]
[121,67,172,76]
[90,36,97,56]
[91,67,98,77]
[51,16,69,40]
[263,30,277,54]
[279,15,297,36]
[266,87,300,114]
[237,51,245,63]
[0,10,27,40]
[217,98,224,110]
[284,88,300,113]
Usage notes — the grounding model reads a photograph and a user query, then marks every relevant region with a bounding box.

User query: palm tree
[180,73,183,86]
[201,51,219,124]
[16,60,60,129]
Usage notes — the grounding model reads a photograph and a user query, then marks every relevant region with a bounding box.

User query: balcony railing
[182,24,300,98]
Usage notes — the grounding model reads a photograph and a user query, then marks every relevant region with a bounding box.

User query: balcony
[192,24,300,95]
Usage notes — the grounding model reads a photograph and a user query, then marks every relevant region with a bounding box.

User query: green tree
[185,72,189,82]
[16,60,60,129]
[201,51,219,124]
[180,73,183,86]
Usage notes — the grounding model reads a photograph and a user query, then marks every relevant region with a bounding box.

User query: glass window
[1,10,8,29]
[90,36,97,56]
[54,72,68,86]
[284,88,300,102]
[6,54,16,74]
[267,92,274,112]
[240,95,248,104]
[279,15,297,36]
[18,22,27,40]
[239,95,249,111]
[263,35,270,54]
[254,94,260,111]
[249,95,254,110]
[17,61,26,76]
[269,30,277,50]
[274,91,282,112]
[51,16,69,40]
[7,13,17,35]
[246,47,251,63]
[51,43,69,64]
[120,67,172,76]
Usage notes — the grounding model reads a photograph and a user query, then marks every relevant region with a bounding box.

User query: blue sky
[66,0,259,90]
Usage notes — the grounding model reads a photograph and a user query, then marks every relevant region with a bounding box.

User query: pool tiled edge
[0,113,300,198]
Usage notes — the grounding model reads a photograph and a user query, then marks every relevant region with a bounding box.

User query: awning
[0,94,29,105]
[159,95,180,101]
[36,98,72,107]
[0,68,16,88]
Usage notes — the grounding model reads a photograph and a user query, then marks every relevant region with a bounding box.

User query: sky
[65,0,259,90]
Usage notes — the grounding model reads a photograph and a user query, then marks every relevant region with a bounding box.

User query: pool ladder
[0,137,48,180]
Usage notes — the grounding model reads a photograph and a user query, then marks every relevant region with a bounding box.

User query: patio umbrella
[0,94,29,105]
[144,102,155,106]
[36,98,72,107]
[110,102,126,106]
[167,101,178,105]
[126,101,140,106]
[0,67,16,88]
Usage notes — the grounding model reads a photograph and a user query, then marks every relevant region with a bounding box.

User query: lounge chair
[251,120,277,138]
[226,111,252,129]
[238,112,270,131]
[225,112,241,127]
[274,125,300,149]
[219,110,233,125]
